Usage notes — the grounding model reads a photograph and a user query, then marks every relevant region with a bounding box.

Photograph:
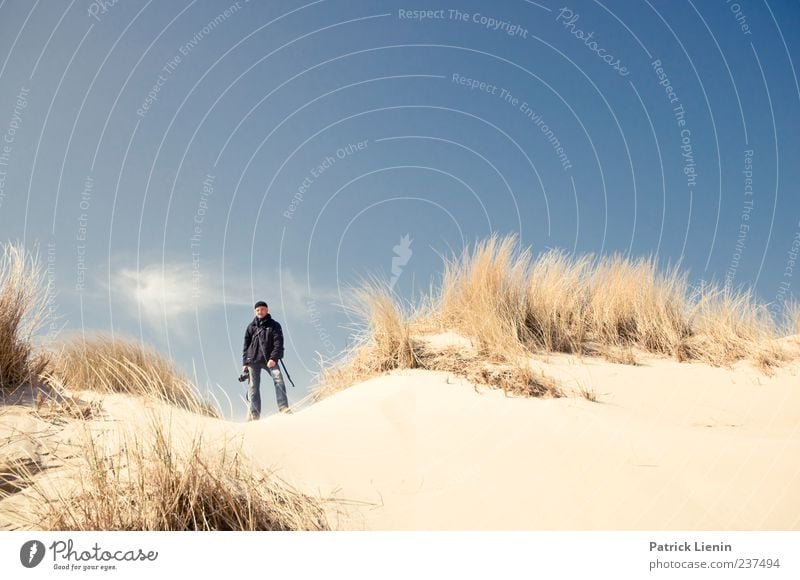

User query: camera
[238,368,249,382]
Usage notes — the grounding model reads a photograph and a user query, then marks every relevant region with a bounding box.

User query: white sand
[3,337,799,530]
[240,344,800,530]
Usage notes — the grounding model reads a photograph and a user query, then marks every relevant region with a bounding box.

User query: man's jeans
[247,361,288,419]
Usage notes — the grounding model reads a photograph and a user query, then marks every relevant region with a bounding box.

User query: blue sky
[1,0,798,418]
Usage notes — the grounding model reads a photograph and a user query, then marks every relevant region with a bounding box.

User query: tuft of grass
[682,286,781,367]
[316,277,562,401]
[1,418,331,531]
[58,425,330,531]
[577,383,598,403]
[524,249,592,353]
[0,242,53,394]
[438,233,532,358]
[595,344,640,366]
[585,254,691,356]
[315,234,798,399]
[316,281,417,399]
[45,334,219,417]
[433,235,790,368]
[2,373,330,531]
[352,281,417,372]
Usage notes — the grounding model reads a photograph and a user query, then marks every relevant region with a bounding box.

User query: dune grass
[44,334,219,417]
[47,423,329,531]
[0,410,331,531]
[437,233,792,366]
[316,234,797,399]
[0,242,52,395]
[434,234,787,365]
[317,276,562,400]
[316,282,419,399]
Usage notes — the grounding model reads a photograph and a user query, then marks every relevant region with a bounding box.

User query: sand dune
[2,335,799,530]
[237,337,800,530]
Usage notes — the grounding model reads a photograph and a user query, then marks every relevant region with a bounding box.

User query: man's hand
[267,359,276,369]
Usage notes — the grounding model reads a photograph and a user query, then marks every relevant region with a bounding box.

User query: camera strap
[279,359,296,388]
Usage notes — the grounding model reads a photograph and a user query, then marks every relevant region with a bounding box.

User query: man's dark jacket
[243,314,284,366]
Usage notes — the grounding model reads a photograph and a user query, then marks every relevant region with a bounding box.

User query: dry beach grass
[316,233,799,399]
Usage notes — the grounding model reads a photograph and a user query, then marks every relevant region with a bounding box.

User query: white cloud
[111,262,341,333]
[113,263,215,328]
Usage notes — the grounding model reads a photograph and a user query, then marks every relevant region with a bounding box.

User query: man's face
[255,306,268,318]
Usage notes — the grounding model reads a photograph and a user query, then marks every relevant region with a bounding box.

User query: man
[242,300,290,419]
